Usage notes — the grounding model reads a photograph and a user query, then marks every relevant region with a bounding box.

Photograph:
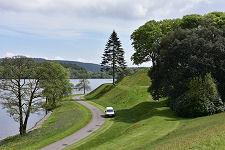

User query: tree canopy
[131,11,225,66]
[131,19,181,66]
[148,26,225,117]
[170,73,224,117]
[101,30,126,84]
[149,26,225,100]
[75,74,91,94]
[38,61,73,109]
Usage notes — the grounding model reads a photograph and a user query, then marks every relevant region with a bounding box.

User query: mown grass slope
[85,70,152,109]
[0,95,92,150]
[67,70,225,150]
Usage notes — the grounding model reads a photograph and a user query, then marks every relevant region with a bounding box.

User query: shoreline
[0,111,52,141]
[40,95,105,150]
[27,111,52,133]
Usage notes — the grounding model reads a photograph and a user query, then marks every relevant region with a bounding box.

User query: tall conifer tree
[101,30,126,85]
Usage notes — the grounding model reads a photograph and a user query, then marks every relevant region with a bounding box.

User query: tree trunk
[23,85,37,135]
[113,64,115,85]
[46,97,48,105]
[23,100,33,134]
[21,125,26,135]
[19,107,24,135]
[52,95,56,108]
[112,47,115,85]
[53,98,56,107]
[18,80,24,135]
[83,79,86,94]
[151,49,159,67]
[45,97,48,113]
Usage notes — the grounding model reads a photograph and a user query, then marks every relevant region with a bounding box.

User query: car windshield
[107,109,114,112]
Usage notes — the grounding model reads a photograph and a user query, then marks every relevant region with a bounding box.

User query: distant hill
[0,57,101,72]
[0,57,112,79]
[0,57,148,78]
[55,60,101,72]
[31,58,102,72]
[0,57,102,72]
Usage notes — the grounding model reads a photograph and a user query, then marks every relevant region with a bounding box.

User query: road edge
[40,95,105,150]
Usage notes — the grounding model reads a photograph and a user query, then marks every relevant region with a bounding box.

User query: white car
[105,107,115,117]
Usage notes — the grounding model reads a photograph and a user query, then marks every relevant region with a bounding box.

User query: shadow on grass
[114,100,180,123]
[85,84,115,100]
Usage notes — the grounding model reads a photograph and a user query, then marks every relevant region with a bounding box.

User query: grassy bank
[0,95,92,150]
[66,70,225,150]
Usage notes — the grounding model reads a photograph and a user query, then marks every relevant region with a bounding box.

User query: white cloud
[0,0,216,66]
[48,56,94,63]
[41,56,49,60]
[4,52,15,57]
[54,56,65,60]
[4,52,30,58]
[0,0,212,19]
[179,0,210,12]
[0,28,21,36]
[0,0,213,38]
[74,58,94,63]
[0,0,150,19]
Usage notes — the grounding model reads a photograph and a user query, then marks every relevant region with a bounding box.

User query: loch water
[0,79,112,140]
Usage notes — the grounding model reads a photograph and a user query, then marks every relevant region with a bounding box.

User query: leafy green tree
[131,12,225,66]
[171,73,224,117]
[0,65,3,78]
[38,61,73,109]
[101,30,126,85]
[131,19,181,66]
[0,56,42,135]
[204,11,225,28]
[180,14,203,29]
[149,26,225,104]
[75,74,91,94]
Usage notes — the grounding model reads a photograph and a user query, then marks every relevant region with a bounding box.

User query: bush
[170,73,224,117]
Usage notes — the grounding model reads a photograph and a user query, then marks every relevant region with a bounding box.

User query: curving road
[40,95,105,150]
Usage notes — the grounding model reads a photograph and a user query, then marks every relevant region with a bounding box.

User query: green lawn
[0,95,92,150]
[66,70,225,150]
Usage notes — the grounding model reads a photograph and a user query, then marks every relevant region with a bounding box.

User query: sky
[0,0,224,67]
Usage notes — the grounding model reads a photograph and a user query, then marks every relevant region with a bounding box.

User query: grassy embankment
[66,70,225,150]
[0,95,92,150]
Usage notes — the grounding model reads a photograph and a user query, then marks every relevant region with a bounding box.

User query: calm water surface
[0,79,112,140]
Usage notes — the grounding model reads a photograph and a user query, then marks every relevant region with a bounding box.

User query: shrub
[170,73,224,117]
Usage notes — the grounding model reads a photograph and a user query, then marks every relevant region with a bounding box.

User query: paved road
[40,95,105,150]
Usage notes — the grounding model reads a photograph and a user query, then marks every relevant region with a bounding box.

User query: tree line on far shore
[59,62,112,79]
[0,61,112,79]
[0,59,145,80]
